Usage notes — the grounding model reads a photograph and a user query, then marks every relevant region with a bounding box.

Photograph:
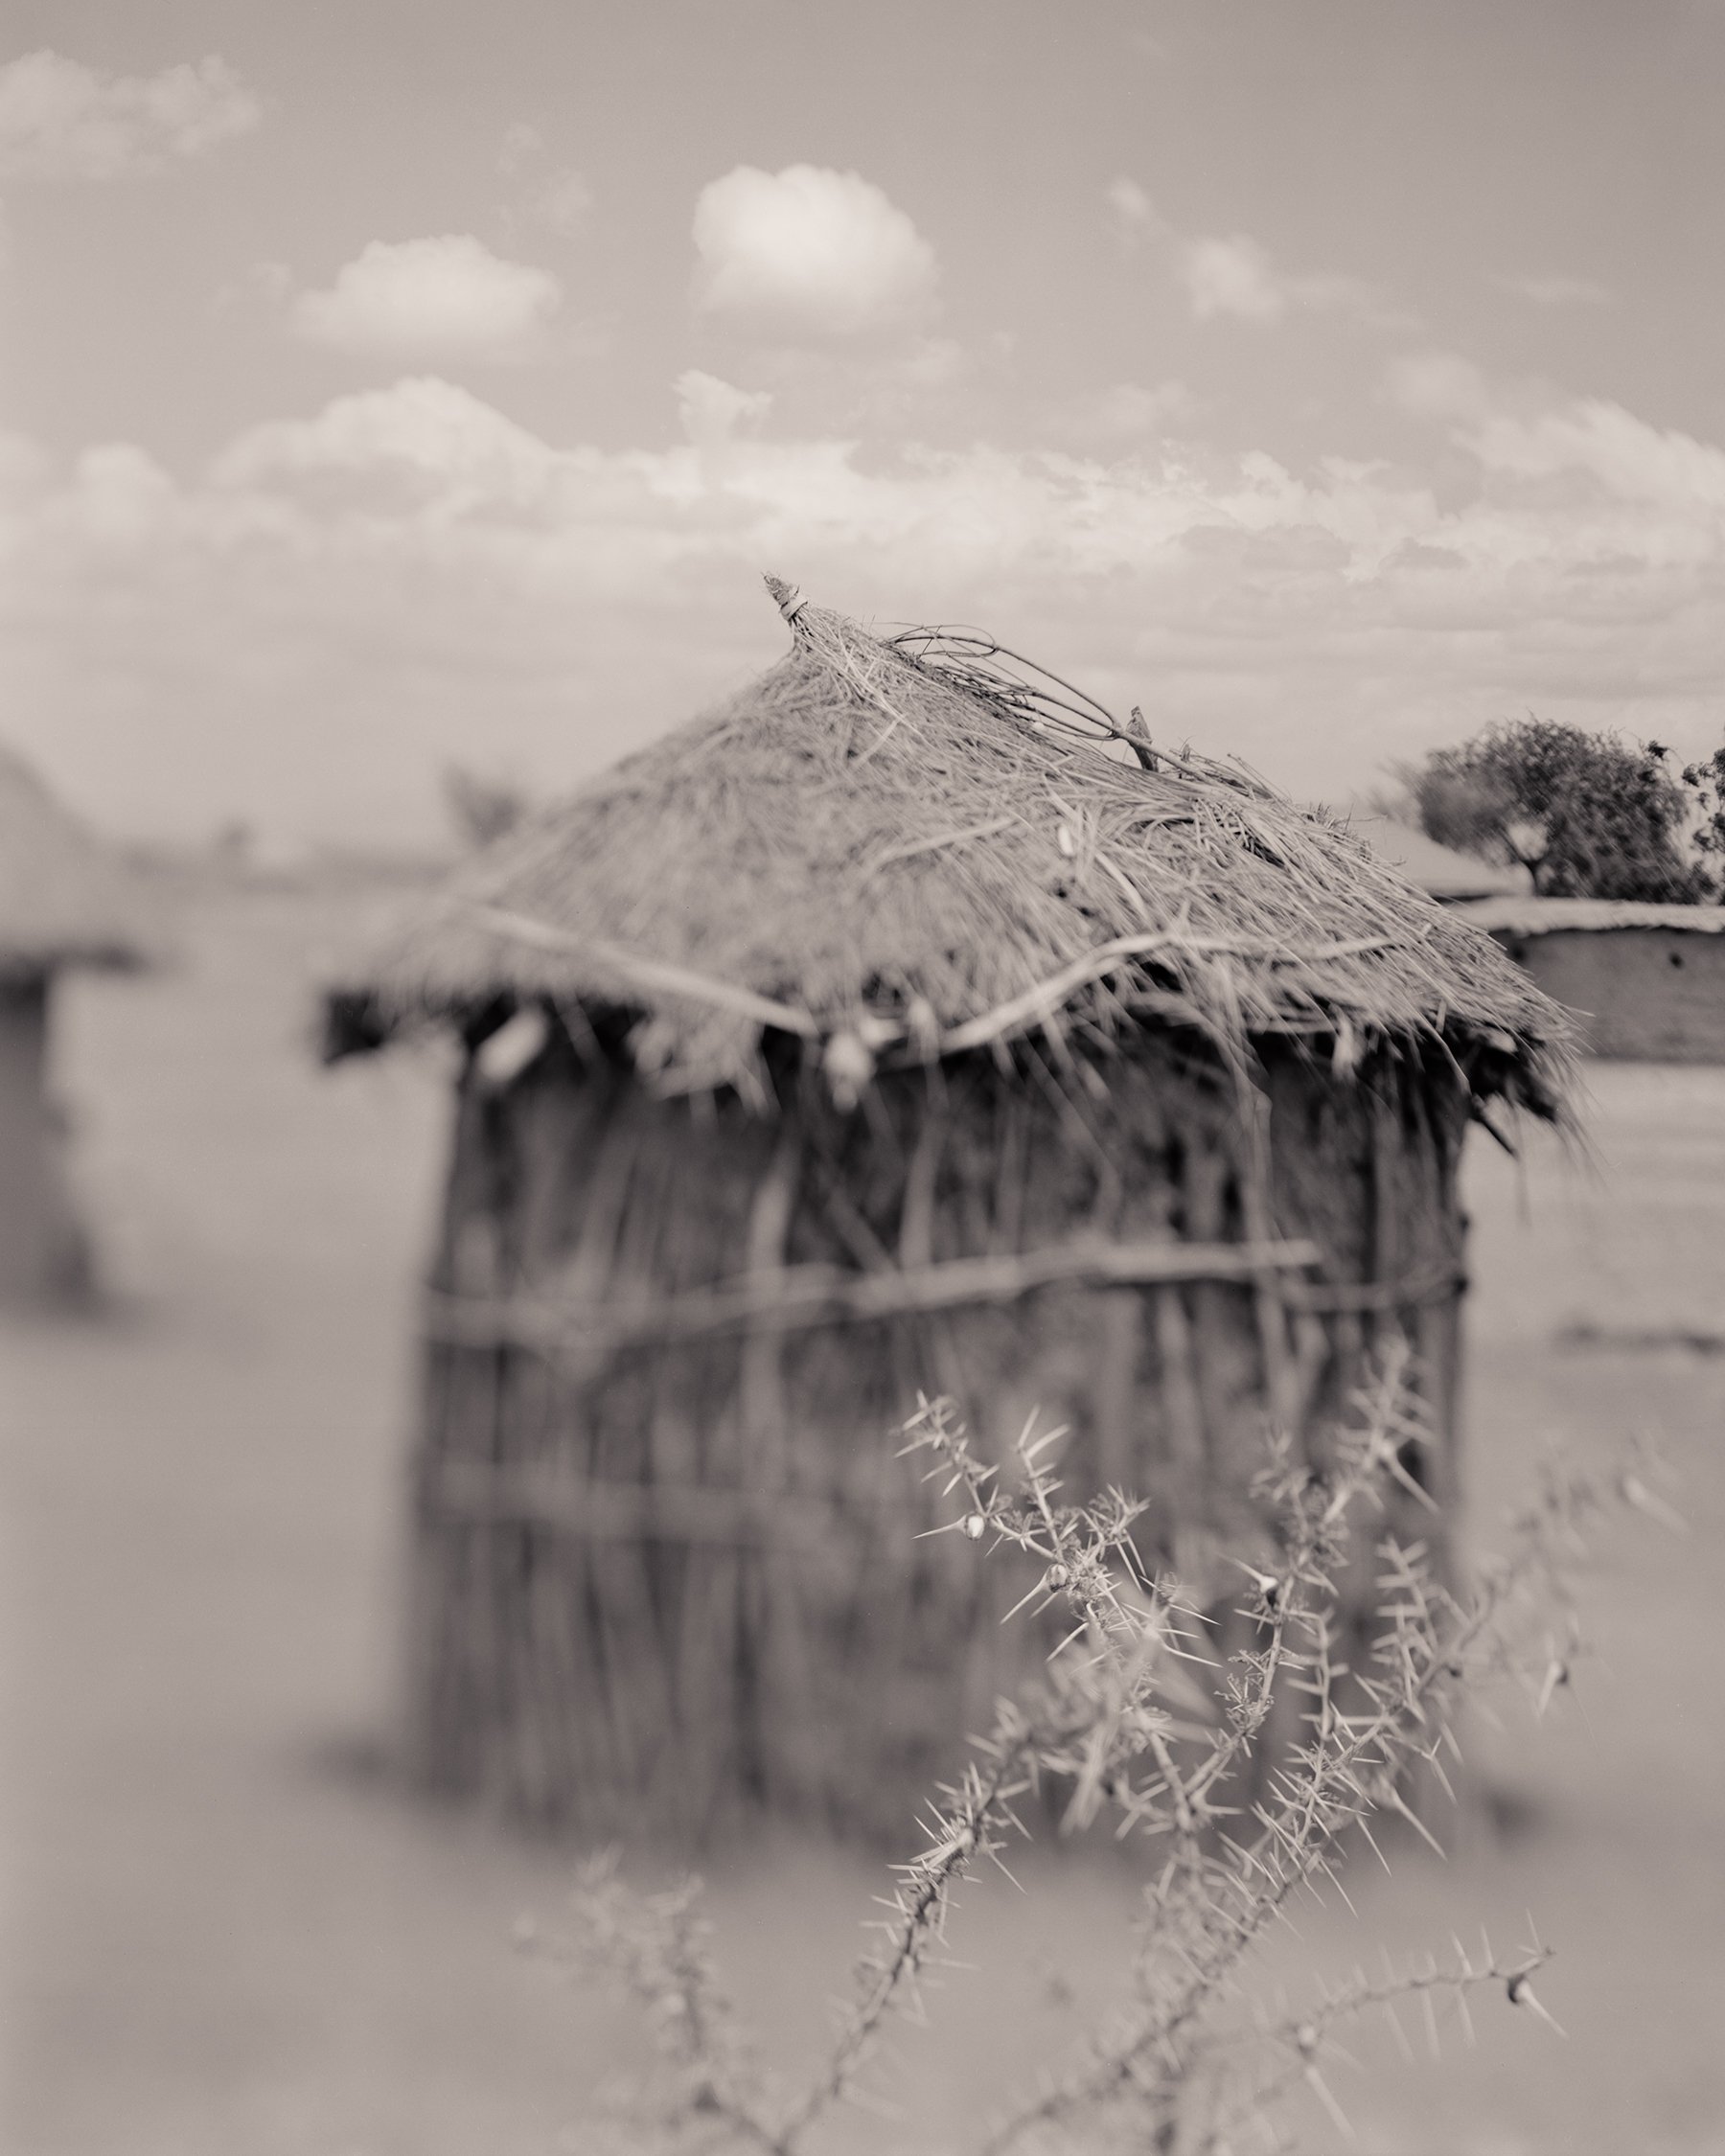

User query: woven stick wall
[404,1022,1468,1845]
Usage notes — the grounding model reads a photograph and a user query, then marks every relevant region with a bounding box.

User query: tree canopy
[1411,719,1716,904]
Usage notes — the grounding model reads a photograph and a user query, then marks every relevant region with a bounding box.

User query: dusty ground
[3,881,1722,2156]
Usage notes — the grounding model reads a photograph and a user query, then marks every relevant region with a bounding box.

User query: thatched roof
[328,582,1576,1116]
[0,745,151,975]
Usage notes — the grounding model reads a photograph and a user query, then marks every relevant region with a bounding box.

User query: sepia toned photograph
[2,6,1722,2153]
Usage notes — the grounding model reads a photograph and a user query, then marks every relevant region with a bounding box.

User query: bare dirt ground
[3,881,1722,2156]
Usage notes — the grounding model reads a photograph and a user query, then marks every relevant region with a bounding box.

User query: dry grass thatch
[0,745,151,975]
[330,581,1576,1116]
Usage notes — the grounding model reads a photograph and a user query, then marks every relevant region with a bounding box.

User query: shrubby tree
[1410,718,1713,903]
[1682,744,1725,881]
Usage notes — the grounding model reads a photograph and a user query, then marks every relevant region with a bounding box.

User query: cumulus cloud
[1105,176,1163,246]
[896,336,969,389]
[1494,271,1613,308]
[1111,204,1396,329]
[0,49,259,180]
[210,375,562,500]
[1181,235,1285,321]
[6,369,1724,849]
[676,371,773,449]
[692,164,938,338]
[1465,400,1725,514]
[290,236,563,360]
[1384,351,1490,422]
[498,122,593,234]
[1056,380,1194,445]
[1384,350,1725,527]
[62,443,177,541]
[532,172,594,233]
[1180,234,1386,324]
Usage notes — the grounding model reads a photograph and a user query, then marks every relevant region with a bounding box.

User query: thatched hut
[326,583,1575,1843]
[0,746,150,1303]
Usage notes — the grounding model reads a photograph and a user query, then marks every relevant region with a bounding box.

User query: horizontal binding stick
[465,903,823,1039]
[424,1462,882,1548]
[420,1235,1326,1355]
[1285,1266,1468,1315]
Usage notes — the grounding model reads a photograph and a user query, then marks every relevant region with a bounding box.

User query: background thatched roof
[329,584,1576,1114]
[0,745,152,975]
[1459,896,1725,937]
[1347,816,1530,904]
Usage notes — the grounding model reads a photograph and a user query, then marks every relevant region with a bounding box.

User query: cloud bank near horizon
[4,359,1722,849]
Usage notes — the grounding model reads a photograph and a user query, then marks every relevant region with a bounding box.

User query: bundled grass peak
[332,580,1576,1114]
[0,745,151,975]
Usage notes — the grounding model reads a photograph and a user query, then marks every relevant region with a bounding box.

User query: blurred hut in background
[1461,896,1725,1063]
[0,746,153,1302]
[326,582,1575,1846]
[1347,816,1530,905]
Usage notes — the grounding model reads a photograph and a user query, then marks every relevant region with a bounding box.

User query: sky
[3,0,1723,850]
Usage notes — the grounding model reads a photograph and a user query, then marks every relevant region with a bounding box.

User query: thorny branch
[555,1339,1668,2155]
[1193,1932,1560,2154]
[549,1855,779,2154]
